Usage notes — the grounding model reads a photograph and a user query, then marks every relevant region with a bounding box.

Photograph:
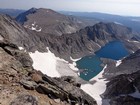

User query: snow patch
[81,65,108,105]
[96,43,101,48]
[114,21,123,25]
[18,47,24,50]
[69,56,81,71]
[116,60,122,67]
[29,48,60,77]
[29,48,80,78]
[69,62,79,71]
[24,21,42,32]
[70,56,81,62]
[131,19,140,22]
[127,40,140,43]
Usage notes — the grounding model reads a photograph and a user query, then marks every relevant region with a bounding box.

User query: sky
[0,0,140,16]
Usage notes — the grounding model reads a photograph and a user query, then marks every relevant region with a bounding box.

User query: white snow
[114,21,123,25]
[29,47,60,77]
[69,62,79,71]
[31,25,42,32]
[116,60,122,67]
[70,56,81,62]
[69,57,81,71]
[32,22,36,26]
[131,19,140,22]
[127,40,140,43]
[81,65,108,105]
[18,47,24,50]
[96,43,101,48]
[31,26,36,31]
[24,21,42,32]
[29,48,80,78]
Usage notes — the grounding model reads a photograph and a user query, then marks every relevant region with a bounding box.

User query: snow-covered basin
[81,65,108,105]
[28,47,108,105]
[29,47,60,77]
[29,47,80,77]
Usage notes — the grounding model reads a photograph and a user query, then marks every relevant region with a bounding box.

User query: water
[76,40,129,81]
[76,55,103,81]
[95,40,129,60]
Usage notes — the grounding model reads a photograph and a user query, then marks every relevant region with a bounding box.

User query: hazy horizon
[0,0,140,16]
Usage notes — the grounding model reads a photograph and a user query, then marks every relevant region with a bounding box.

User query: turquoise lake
[76,40,130,81]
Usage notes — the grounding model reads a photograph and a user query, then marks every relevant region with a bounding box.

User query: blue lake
[76,40,130,81]
[95,40,129,60]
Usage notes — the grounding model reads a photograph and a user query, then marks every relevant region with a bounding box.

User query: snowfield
[81,65,108,105]
[116,60,122,67]
[29,47,79,77]
[29,48,60,77]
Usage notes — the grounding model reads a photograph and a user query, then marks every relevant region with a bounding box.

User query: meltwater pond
[76,40,129,81]
[76,55,103,81]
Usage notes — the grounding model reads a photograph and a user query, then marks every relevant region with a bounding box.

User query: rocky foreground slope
[0,40,97,105]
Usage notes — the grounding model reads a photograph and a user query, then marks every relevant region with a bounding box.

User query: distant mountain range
[60,11,140,33]
[0,8,25,17]
[1,8,140,33]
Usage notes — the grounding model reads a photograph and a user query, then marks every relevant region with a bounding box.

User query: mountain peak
[15,8,88,35]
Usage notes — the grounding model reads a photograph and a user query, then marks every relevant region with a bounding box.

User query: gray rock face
[110,95,140,105]
[38,75,97,105]
[10,95,38,105]
[103,74,135,98]
[85,22,132,41]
